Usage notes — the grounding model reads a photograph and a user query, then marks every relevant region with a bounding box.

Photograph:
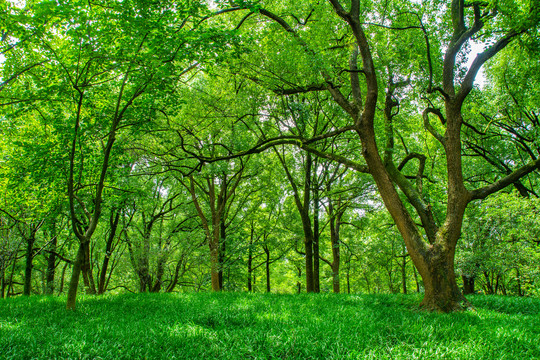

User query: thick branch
[470,158,540,200]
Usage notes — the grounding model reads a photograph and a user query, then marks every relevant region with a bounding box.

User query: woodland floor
[0,292,539,359]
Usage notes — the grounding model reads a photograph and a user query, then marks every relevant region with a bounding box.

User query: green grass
[1,293,539,359]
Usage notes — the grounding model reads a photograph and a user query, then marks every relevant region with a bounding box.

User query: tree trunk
[1,271,5,298]
[483,271,494,294]
[151,257,165,293]
[247,226,253,292]
[23,233,36,296]
[66,242,86,310]
[418,248,468,312]
[45,236,57,295]
[59,262,68,295]
[82,241,96,295]
[313,185,320,293]
[304,230,314,292]
[263,244,271,293]
[462,275,475,294]
[218,221,226,290]
[516,268,523,296]
[98,211,120,294]
[329,205,341,294]
[401,256,407,294]
[209,236,221,291]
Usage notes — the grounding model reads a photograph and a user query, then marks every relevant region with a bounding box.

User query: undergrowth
[1,293,539,359]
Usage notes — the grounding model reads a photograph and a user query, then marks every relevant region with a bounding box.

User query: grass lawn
[1,292,539,359]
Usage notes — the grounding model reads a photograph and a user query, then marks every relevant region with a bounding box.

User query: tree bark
[218,220,226,290]
[66,242,86,310]
[23,233,35,296]
[418,246,468,312]
[462,275,475,294]
[401,255,407,295]
[81,241,96,295]
[313,183,320,293]
[45,236,57,295]
[247,225,253,292]
[98,210,120,294]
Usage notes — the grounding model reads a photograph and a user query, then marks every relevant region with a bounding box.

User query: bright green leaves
[458,192,540,296]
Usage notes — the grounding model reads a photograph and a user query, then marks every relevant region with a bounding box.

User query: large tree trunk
[417,246,467,312]
[66,242,86,310]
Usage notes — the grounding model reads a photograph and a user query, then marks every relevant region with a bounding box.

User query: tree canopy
[1,0,539,312]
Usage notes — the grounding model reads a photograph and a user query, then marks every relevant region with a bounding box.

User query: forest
[1,0,540,317]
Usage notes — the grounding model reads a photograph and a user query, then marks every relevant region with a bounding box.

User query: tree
[200,0,540,311]
[1,0,235,309]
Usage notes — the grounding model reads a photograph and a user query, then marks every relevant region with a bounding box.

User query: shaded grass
[1,292,539,359]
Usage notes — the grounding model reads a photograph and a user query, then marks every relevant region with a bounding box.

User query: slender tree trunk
[166,257,185,293]
[67,242,86,310]
[23,233,36,296]
[313,185,320,293]
[304,228,314,292]
[483,271,494,294]
[247,226,253,292]
[297,267,302,293]
[401,256,407,294]
[59,262,68,295]
[516,268,523,296]
[45,236,57,295]
[263,244,271,293]
[218,221,226,290]
[1,271,5,298]
[329,206,342,294]
[462,275,475,295]
[209,235,221,291]
[98,211,120,294]
[151,254,167,292]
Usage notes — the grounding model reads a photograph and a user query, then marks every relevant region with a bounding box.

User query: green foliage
[458,192,540,296]
[1,293,540,359]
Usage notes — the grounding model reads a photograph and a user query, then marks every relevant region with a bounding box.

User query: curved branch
[470,158,540,200]
[423,108,446,145]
